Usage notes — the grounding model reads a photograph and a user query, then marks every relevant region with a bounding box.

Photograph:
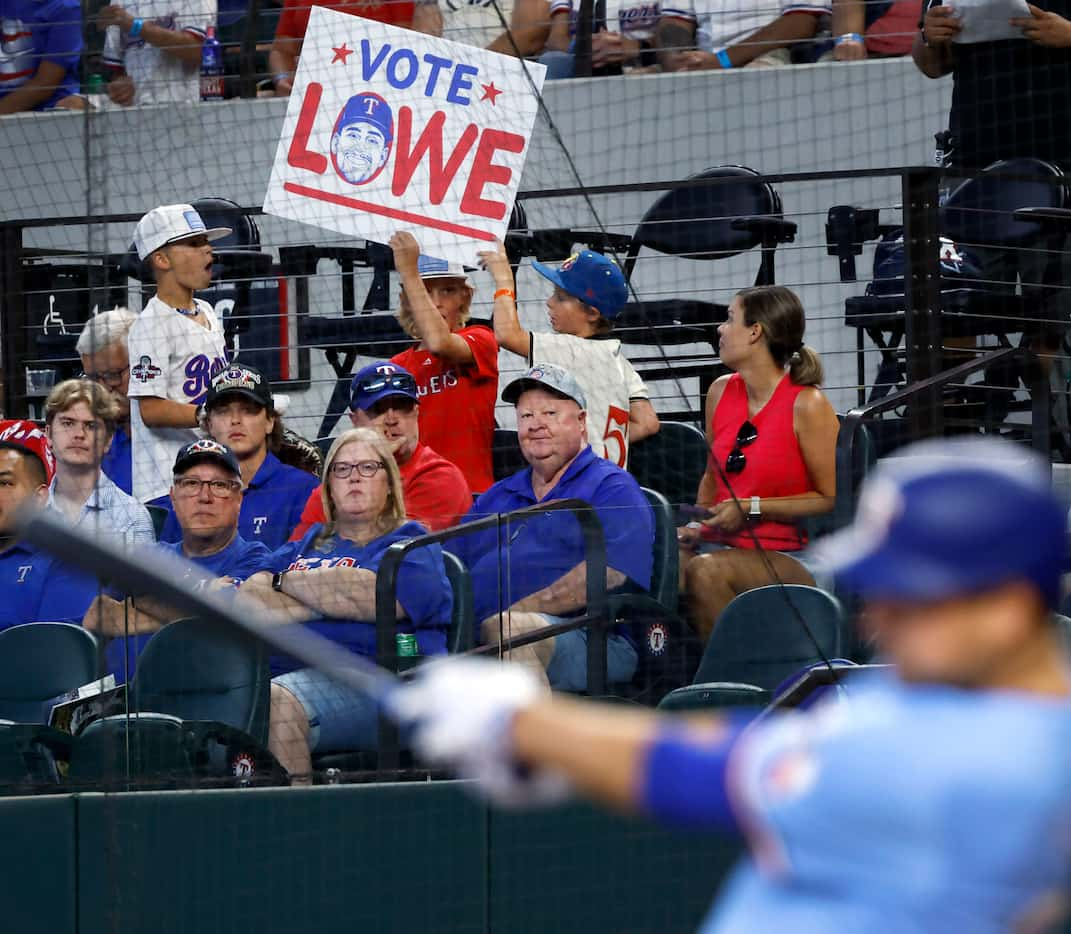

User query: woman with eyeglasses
[238,427,453,782]
[678,286,839,642]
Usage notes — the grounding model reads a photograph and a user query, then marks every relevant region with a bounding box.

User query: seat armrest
[1013,206,1071,230]
[731,215,797,243]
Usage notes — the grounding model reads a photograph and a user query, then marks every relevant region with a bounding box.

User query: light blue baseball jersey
[701,675,1071,933]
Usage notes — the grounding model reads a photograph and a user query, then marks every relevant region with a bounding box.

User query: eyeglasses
[80,366,129,385]
[725,420,758,474]
[355,373,417,396]
[173,477,242,498]
[329,460,386,479]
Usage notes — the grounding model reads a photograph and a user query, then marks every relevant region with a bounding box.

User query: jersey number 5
[602,406,630,467]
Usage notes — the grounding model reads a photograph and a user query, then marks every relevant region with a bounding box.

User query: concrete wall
[0,59,953,431]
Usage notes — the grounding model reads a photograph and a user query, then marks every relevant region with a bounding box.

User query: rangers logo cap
[133,204,232,260]
[205,363,273,412]
[531,250,628,319]
[173,438,242,478]
[501,362,587,410]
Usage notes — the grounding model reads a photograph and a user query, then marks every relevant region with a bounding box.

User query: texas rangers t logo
[253,516,268,535]
[16,565,31,583]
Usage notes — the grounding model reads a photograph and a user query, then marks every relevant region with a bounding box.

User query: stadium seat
[132,617,271,746]
[145,504,168,541]
[0,723,74,793]
[628,421,708,506]
[442,551,474,654]
[612,488,702,703]
[492,428,526,482]
[828,158,1068,407]
[0,623,99,723]
[693,584,844,690]
[657,682,769,712]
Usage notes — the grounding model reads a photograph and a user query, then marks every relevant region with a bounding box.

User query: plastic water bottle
[200,25,223,101]
[102,25,124,76]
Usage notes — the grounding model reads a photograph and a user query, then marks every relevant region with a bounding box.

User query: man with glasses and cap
[125,202,231,505]
[449,362,654,691]
[158,363,318,549]
[289,360,471,539]
[84,438,271,677]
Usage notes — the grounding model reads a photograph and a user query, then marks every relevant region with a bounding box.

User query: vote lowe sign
[264,8,546,265]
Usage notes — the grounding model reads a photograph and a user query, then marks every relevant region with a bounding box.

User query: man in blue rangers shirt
[393,437,1071,934]
[159,362,318,549]
[0,419,99,630]
[450,362,653,692]
[84,438,271,678]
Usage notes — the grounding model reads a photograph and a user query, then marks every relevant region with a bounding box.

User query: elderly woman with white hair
[76,307,138,493]
[237,427,453,782]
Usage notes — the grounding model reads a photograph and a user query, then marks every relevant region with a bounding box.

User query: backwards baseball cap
[350,361,418,412]
[531,250,628,319]
[501,362,587,410]
[133,204,231,261]
[815,437,1068,608]
[0,420,55,484]
[417,255,472,286]
[173,439,241,478]
[205,363,273,411]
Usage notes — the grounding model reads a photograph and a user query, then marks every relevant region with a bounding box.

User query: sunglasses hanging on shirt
[725,420,758,474]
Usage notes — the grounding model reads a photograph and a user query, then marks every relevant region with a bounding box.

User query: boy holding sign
[389,231,498,494]
[480,242,659,468]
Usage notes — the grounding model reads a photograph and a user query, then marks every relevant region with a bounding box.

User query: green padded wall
[489,802,743,933]
[0,795,77,934]
[76,782,488,934]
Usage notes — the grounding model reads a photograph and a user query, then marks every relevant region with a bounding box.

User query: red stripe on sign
[283,182,497,242]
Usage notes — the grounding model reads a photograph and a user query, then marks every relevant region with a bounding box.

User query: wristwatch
[271,571,286,593]
[749,496,761,520]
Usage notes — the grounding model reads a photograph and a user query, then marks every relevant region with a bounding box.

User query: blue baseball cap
[173,439,241,478]
[531,250,628,319]
[349,361,418,412]
[334,92,393,143]
[815,438,1067,608]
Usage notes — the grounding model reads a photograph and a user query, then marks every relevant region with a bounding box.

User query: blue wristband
[715,47,732,69]
[834,32,864,45]
[129,16,144,38]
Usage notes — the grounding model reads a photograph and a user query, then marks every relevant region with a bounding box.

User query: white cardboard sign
[263,7,546,265]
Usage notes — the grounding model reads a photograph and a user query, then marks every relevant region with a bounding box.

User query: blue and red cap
[173,439,241,478]
[531,251,628,319]
[349,361,418,413]
[815,438,1068,608]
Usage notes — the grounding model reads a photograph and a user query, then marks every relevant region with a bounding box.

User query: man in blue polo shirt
[450,363,653,691]
[85,439,272,678]
[159,363,318,549]
[0,420,100,630]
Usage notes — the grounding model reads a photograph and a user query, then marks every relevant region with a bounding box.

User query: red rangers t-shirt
[275,0,415,41]
[392,325,498,494]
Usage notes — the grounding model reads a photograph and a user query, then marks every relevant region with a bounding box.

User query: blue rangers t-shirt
[100,424,132,495]
[105,533,272,679]
[159,452,319,550]
[450,445,653,623]
[697,674,1071,933]
[0,541,100,630]
[0,0,82,109]
[259,520,452,676]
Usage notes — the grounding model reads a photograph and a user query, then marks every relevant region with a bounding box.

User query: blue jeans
[538,50,575,80]
[546,626,638,692]
[274,667,381,752]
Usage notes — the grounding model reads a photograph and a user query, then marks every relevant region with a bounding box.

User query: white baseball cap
[133,204,232,260]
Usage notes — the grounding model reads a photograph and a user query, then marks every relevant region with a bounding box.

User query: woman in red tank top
[679,286,840,642]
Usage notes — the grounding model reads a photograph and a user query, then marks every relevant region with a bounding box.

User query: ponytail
[789,345,823,387]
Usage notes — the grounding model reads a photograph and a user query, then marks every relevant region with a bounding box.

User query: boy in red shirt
[388,231,498,493]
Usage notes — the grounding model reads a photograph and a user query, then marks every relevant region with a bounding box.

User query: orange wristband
[494,288,516,301]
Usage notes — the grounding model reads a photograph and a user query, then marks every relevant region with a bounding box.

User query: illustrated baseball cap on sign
[531,250,628,319]
[350,361,419,412]
[501,362,587,410]
[417,255,472,286]
[0,419,55,483]
[205,363,273,411]
[815,438,1067,608]
[173,439,241,478]
[133,204,232,261]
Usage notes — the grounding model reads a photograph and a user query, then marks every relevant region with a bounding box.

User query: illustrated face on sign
[330,93,394,186]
